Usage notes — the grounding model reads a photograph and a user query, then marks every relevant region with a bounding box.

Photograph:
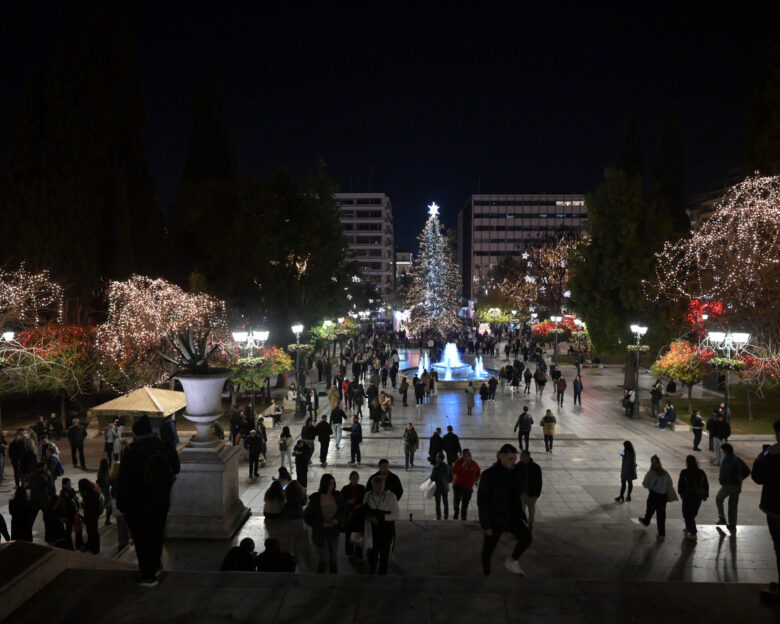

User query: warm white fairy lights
[649,174,780,339]
[0,264,63,330]
[95,275,226,366]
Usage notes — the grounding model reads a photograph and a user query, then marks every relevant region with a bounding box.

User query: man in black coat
[246,430,263,478]
[369,458,404,501]
[117,415,178,587]
[477,443,532,576]
[442,426,462,466]
[344,415,363,464]
[428,427,444,465]
[314,415,333,467]
[67,418,88,470]
[519,450,543,531]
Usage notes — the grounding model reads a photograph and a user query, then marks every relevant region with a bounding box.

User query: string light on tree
[406,201,461,336]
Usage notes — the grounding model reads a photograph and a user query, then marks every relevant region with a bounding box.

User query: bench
[667,420,689,432]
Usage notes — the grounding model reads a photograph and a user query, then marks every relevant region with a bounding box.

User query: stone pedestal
[166,440,250,539]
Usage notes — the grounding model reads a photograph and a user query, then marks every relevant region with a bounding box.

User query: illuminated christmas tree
[406,202,462,336]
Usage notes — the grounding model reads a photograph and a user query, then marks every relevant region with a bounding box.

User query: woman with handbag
[304,473,346,573]
[615,441,637,503]
[637,455,675,539]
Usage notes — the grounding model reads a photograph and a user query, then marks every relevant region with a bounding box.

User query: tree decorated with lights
[95,275,226,390]
[649,175,780,345]
[406,203,461,337]
[0,264,63,331]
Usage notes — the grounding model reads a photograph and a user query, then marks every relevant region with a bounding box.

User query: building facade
[335,192,395,293]
[458,193,587,300]
[395,251,412,281]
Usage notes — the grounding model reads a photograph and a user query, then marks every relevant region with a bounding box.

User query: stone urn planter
[177,370,231,447]
[167,367,250,539]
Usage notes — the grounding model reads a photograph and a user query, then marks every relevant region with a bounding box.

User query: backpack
[143,448,174,509]
[279,437,288,451]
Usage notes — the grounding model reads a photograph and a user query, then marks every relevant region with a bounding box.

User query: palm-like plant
[159,328,222,376]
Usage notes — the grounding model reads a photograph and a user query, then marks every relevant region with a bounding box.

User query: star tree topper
[428,202,439,217]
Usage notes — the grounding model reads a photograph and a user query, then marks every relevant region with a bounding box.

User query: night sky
[1,1,778,251]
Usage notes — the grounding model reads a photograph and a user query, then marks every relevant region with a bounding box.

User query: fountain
[402,342,495,388]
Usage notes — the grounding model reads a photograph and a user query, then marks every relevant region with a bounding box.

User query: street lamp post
[707,330,750,422]
[630,324,648,420]
[550,315,562,367]
[0,331,15,432]
[292,324,305,418]
[232,329,269,412]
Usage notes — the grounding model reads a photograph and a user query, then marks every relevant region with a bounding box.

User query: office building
[458,193,587,300]
[335,192,395,293]
[395,251,412,281]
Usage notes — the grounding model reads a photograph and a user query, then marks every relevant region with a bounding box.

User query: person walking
[707,410,731,465]
[541,410,557,454]
[293,439,312,489]
[315,415,333,467]
[329,404,345,450]
[429,452,452,520]
[572,375,583,406]
[751,419,780,603]
[278,426,294,470]
[116,415,179,586]
[477,443,532,576]
[555,376,567,407]
[300,418,316,460]
[523,367,533,394]
[402,423,419,470]
[428,428,444,465]
[715,443,750,535]
[615,441,637,503]
[327,384,340,412]
[465,382,476,415]
[342,471,367,560]
[96,459,113,526]
[638,455,675,539]
[399,377,409,407]
[304,474,346,573]
[67,418,87,470]
[364,475,400,575]
[690,409,705,451]
[519,450,542,532]
[9,486,36,541]
[677,454,709,541]
[452,449,480,520]
[442,426,462,466]
[344,415,363,465]
[104,422,120,464]
[514,406,533,452]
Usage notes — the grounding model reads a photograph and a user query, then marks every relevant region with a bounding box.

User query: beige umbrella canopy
[88,386,186,421]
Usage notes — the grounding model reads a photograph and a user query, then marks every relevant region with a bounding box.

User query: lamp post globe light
[630,324,648,420]
[550,315,562,366]
[231,329,269,412]
[292,324,306,418]
[707,330,750,422]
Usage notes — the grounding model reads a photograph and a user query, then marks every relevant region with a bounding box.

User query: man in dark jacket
[117,415,177,587]
[9,430,26,487]
[477,443,532,576]
[442,426,462,466]
[28,462,55,524]
[753,419,780,603]
[246,430,263,478]
[67,418,88,469]
[330,405,346,450]
[315,415,333,467]
[707,412,731,465]
[513,407,533,452]
[369,458,404,501]
[519,450,543,531]
[344,415,363,464]
[428,428,444,465]
[716,443,750,535]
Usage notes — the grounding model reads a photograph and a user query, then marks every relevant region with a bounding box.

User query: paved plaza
[1,348,776,586]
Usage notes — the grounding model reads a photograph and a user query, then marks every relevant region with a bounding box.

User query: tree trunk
[688,383,693,417]
[746,385,753,421]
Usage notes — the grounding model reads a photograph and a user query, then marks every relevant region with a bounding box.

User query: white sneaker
[504,557,525,576]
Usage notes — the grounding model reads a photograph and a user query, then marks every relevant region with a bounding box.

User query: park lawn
[663,385,780,435]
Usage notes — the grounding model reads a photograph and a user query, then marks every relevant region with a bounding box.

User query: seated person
[658,402,677,429]
[665,380,677,393]
[219,537,257,571]
[256,538,296,573]
[592,355,601,364]
[286,385,297,402]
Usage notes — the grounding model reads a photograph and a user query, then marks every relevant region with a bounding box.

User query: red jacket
[452,456,481,490]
